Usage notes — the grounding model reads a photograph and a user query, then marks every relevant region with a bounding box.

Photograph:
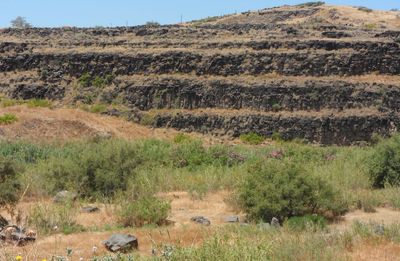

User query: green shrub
[272,103,282,112]
[364,23,376,30]
[28,203,82,235]
[172,140,211,168]
[0,113,18,125]
[368,135,400,188]
[145,21,161,27]
[271,131,283,141]
[0,98,20,107]
[238,160,347,222]
[26,99,52,108]
[285,215,327,232]
[0,141,55,164]
[173,133,192,144]
[78,72,92,87]
[79,73,114,88]
[240,132,265,145]
[36,140,142,198]
[89,104,107,113]
[117,196,171,227]
[0,157,21,212]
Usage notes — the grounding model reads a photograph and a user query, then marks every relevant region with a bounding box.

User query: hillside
[1,2,400,144]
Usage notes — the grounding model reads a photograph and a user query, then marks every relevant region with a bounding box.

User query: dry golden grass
[0,105,232,144]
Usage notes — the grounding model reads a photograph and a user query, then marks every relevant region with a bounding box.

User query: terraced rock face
[1,3,400,144]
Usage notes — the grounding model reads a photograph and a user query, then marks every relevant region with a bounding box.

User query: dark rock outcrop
[103,234,139,252]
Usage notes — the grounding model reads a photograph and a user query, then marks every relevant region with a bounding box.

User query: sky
[0,0,399,28]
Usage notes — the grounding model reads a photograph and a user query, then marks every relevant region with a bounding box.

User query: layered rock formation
[1,3,400,144]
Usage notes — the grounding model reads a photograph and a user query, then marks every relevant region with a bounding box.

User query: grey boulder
[191,216,211,226]
[53,190,77,203]
[103,234,138,252]
[81,206,100,213]
[225,216,240,223]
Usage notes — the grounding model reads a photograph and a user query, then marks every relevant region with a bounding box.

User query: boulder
[0,225,36,246]
[271,217,280,228]
[103,234,139,252]
[224,216,240,223]
[191,216,211,226]
[53,190,77,203]
[81,206,100,213]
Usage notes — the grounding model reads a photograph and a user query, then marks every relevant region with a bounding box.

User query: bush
[240,132,265,145]
[10,16,31,28]
[368,135,400,188]
[285,215,327,232]
[357,6,373,13]
[28,203,82,235]
[173,133,192,144]
[79,73,114,88]
[0,157,21,212]
[145,21,161,27]
[78,73,92,87]
[238,160,347,222]
[36,140,142,198]
[89,104,107,113]
[0,113,18,125]
[27,99,52,108]
[117,196,170,227]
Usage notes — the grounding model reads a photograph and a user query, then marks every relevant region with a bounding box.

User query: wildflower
[15,256,22,261]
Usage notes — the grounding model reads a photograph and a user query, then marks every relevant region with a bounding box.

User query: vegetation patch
[28,203,83,235]
[117,195,171,227]
[240,132,265,145]
[238,159,348,222]
[0,113,18,125]
[26,99,52,108]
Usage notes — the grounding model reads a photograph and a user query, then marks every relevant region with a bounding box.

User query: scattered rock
[0,215,8,230]
[271,217,280,228]
[53,190,77,203]
[103,234,139,252]
[374,224,385,235]
[191,216,211,226]
[225,216,240,223]
[0,225,36,246]
[81,206,100,213]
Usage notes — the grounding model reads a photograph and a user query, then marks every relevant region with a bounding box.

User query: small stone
[271,217,280,228]
[103,234,138,252]
[191,216,211,226]
[225,216,240,223]
[81,206,100,213]
[53,191,77,203]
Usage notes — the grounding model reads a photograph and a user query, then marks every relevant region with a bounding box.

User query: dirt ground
[2,191,400,260]
[1,191,241,260]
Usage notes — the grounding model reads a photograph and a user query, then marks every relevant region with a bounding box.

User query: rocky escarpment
[1,3,400,144]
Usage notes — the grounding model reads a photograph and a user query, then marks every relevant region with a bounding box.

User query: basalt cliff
[1,2,400,144]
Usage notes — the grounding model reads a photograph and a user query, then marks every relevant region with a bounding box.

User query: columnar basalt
[1,3,400,144]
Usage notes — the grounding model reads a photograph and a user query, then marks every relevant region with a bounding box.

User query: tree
[10,16,32,29]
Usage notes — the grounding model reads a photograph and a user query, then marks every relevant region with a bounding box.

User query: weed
[0,114,18,125]
[116,195,171,227]
[240,132,265,145]
[89,104,107,113]
[28,203,83,235]
[285,215,327,232]
[27,99,52,108]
